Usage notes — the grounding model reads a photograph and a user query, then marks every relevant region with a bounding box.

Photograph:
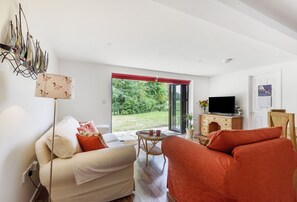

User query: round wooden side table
[136,130,167,166]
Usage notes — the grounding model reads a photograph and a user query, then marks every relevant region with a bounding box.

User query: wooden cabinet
[200,114,243,136]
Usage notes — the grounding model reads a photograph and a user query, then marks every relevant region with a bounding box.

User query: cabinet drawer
[201,119,208,126]
[221,125,230,130]
[201,126,208,134]
[223,118,231,123]
[200,130,208,136]
[208,116,217,122]
[221,122,231,128]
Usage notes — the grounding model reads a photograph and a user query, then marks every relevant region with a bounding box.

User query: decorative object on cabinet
[0,3,48,80]
[235,105,243,115]
[35,73,74,201]
[200,114,243,136]
[199,99,208,113]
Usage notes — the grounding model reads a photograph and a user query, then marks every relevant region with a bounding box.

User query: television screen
[208,96,235,114]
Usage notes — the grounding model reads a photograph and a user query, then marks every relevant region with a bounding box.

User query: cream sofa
[35,116,136,202]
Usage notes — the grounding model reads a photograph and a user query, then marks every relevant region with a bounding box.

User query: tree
[112,79,168,115]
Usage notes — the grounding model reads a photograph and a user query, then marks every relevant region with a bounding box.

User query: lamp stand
[35,73,73,201]
[49,98,57,202]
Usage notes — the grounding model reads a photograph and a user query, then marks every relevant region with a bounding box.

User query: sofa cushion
[207,131,218,139]
[103,133,119,143]
[207,127,282,154]
[78,132,107,147]
[77,121,99,134]
[95,124,110,134]
[76,134,107,152]
[45,116,82,158]
[107,141,126,148]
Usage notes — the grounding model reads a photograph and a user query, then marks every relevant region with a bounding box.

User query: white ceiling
[240,0,297,33]
[18,0,297,76]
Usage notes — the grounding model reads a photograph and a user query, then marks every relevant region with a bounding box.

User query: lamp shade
[35,73,74,99]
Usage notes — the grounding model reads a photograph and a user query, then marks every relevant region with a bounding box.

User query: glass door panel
[169,84,188,133]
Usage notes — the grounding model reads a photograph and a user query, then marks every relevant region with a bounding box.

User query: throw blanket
[72,145,135,185]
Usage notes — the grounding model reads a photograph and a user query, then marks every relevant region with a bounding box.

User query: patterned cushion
[77,121,98,134]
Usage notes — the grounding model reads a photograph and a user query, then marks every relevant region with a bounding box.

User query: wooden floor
[36,146,174,202]
[113,148,174,202]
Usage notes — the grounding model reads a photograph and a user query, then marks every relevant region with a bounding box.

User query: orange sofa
[162,128,297,202]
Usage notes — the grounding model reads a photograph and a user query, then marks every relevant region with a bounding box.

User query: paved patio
[113,126,181,141]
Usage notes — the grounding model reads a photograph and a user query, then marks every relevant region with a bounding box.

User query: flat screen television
[208,96,235,114]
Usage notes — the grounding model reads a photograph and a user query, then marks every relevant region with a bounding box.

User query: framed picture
[258,84,272,108]
[258,84,272,96]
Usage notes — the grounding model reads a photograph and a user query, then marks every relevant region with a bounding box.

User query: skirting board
[30,183,41,202]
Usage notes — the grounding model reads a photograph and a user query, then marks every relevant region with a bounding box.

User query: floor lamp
[35,73,74,202]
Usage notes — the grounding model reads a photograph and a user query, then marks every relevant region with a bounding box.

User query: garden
[112,79,169,132]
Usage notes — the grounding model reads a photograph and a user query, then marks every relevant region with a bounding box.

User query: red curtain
[112,73,190,85]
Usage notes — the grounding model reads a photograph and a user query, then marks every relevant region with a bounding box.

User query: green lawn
[112,111,168,132]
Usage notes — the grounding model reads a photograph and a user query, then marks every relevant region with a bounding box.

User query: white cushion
[46,116,82,158]
[106,141,125,148]
[95,124,110,134]
[103,133,119,143]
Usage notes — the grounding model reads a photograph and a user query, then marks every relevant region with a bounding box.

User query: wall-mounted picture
[258,84,272,96]
[257,84,272,108]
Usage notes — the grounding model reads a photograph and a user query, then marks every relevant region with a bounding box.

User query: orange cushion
[76,134,107,152]
[207,131,217,139]
[207,127,282,154]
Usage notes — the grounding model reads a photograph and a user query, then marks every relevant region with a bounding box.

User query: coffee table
[136,130,167,166]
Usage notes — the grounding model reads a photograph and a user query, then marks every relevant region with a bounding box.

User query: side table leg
[137,136,140,157]
[145,139,148,166]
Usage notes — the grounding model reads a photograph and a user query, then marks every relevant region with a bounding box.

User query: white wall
[0,1,58,201]
[209,60,297,128]
[58,59,209,131]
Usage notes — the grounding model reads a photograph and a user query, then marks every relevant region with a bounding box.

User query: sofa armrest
[39,157,76,187]
[40,145,136,186]
[227,138,297,200]
[96,124,109,134]
[162,136,235,194]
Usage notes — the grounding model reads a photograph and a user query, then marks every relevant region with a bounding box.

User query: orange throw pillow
[76,134,107,152]
[207,131,217,139]
[207,127,282,154]
[78,132,107,147]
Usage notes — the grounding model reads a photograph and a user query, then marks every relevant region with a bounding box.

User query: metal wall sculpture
[0,3,49,80]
